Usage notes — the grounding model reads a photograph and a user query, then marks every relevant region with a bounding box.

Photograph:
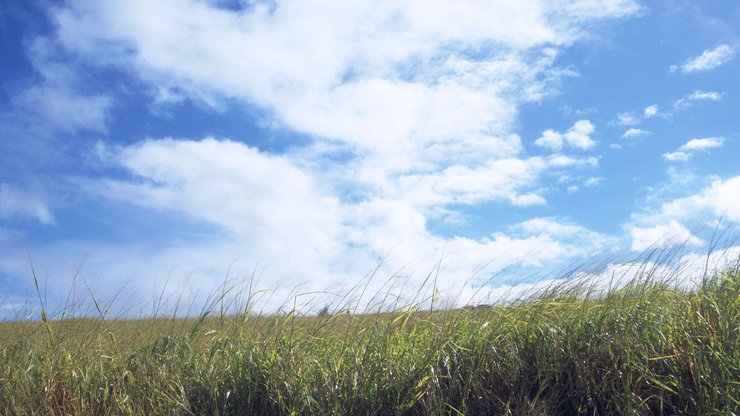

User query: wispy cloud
[0,183,53,225]
[670,44,737,73]
[615,112,640,126]
[546,155,598,168]
[673,90,723,109]
[9,38,112,134]
[621,128,650,139]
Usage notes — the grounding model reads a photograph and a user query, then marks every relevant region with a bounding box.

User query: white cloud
[0,183,53,225]
[52,0,564,151]
[633,175,740,225]
[673,90,723,109]
[511,193,548,207]
[679,137,725,151]
[671,44,737,73]
[663,151,691,162]
[10,38,112,134]
[621,128,650,139]
[663,137,725,162]
[583,177,602,187]
[514,217,590,237]
[4,0,647,311]
[546,155,598,168]
[509,217,615,255]
[99,139,346,265]
[687,90,723,101]
[615,112,640,126]
[629,220,703,251]
[534,130,565,150]
[562,119,597,150]
[534,119,596,151]
[392,157,548,208]
[70,138,620,309]
[48,0,635,197]
[14,86,111,134]
[643,104,659,118]
[705,184,739,223]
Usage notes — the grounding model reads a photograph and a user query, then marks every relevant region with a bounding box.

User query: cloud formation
[6,0,640,297]
[673,90,723,109]
[615,112,640,126]
[621,128,650,139]
[534,120,596,151]
[671,44,737,73]
[663,137,725,162]
[47,0,638,190]
[53,134,618,310]
[17,0,740,319]
[630,220,702,251]
[643,104,659,118]
[8,38,112,134]
[0,183,53,225]
[632,175,740,225]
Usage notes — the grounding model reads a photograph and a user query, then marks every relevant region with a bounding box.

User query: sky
[1,0,739,318]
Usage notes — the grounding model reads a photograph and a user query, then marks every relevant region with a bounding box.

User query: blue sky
[1,0,739,317]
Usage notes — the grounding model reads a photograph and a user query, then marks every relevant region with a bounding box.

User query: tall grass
[0,251,738,415]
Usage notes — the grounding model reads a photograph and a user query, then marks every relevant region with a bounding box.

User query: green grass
[1,258,738,415]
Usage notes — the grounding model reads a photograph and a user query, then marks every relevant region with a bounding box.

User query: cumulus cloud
[48,0,638,191]
[633,175,740,225]
[663,151,691,162]
[509,217,615,255]
[42,0,638,204]
[629,220,703,251]
[98,139,347,266]
[43,0,630,245]
[670,44,737,73]
[679,137,725,151]
[393,157,549,208]
[2,0,647,312]
[534,119,596,151]
[52,0,561,150]
[643,104,659,118]
[663,137,725,162]
[73,138,620,308]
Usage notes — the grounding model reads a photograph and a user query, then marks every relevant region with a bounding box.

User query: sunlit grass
[1,250,738,415]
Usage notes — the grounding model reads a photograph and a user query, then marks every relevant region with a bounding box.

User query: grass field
[1,253,738,415]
